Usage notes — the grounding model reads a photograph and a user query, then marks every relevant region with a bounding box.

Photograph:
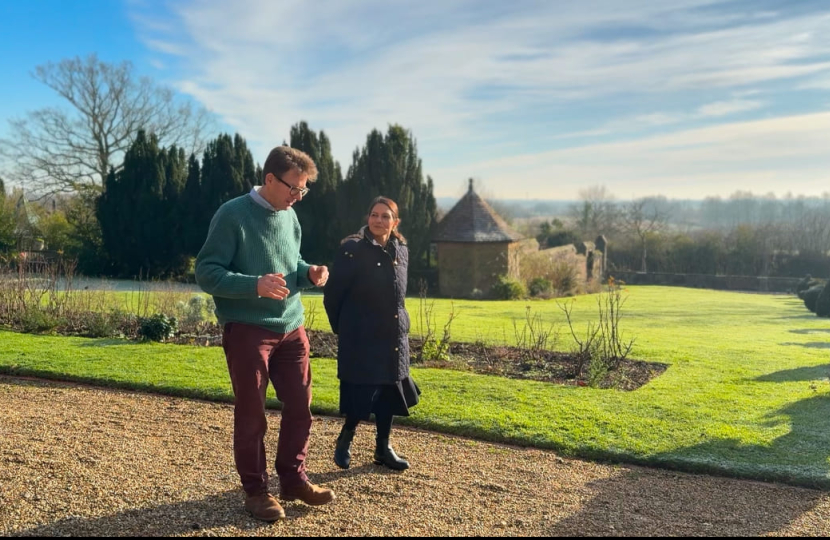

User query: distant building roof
[433,180,524,243]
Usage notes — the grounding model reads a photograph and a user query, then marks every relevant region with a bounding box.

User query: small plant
[558,278,636,387]
[558,300,600,378]
[586,354,610,387]
[596,279,635,371]
[528,277,553,298]
[184,295,208,324]
[79,311,117,338]
[415,280,457,363]
[512,306,559,363]
[304,300,318,330]
[19,308,63,334]
[138,313,178,342]
[549,261,578,297]
[491,275,526,300]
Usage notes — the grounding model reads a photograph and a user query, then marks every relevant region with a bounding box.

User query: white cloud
[697,99,764,117]
[430,112,830,199]
[128,1,830,198]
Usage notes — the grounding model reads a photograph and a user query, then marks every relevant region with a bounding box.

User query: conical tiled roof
[433,180,524,243]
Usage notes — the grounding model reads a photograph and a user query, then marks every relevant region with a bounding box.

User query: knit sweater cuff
[217,274,260,299]
[296,261,313,289]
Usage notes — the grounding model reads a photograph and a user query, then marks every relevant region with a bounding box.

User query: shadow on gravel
[13,490,315,536]
[546,466,826,536]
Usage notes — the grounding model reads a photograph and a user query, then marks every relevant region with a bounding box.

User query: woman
[323,196,419,471]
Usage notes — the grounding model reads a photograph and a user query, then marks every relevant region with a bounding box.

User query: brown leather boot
[244,492,286,522]
[280,482,335,506]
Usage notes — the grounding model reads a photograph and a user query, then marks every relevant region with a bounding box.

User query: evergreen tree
[97,130,189,277]
[233,133,258,190]
[181,153,202,255]
[289,121,342,264]
[192,133,257,256]
[339,125,437,271]
[156,145,188,268]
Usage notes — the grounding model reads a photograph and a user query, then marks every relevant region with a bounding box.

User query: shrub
[491,275,526,300]
[528,277,553,297]
[112,311,140,338]
[420,338,451,364]
[183,295,209,324]
[138,313,178,342]
[796,274,814,296]
[816,282,830,318]
[798,279,823,299]
[539,229,581,249]
[549,261,579,296]
[19,309,63,334]
[802,285,824,313]
[78,311,117,338]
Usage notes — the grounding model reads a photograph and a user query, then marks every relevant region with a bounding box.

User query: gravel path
[1,375,829,537]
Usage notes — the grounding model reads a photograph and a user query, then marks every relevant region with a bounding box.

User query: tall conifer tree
[289,121,342,264]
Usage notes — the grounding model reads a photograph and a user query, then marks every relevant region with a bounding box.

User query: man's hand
[257,273,290,300]
[308,265,329,287]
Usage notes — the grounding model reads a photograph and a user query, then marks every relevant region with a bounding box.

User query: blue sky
[1,0,829,200]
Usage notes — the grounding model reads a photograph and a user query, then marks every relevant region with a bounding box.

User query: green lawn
[1,286,829,489]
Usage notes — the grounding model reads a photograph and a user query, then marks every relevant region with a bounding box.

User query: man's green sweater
[195,195,313,334]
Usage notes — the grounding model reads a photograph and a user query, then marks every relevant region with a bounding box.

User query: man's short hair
[262,146,319,183]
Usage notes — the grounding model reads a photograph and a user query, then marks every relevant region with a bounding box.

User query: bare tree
[569,185,620,238]
[0,54,213,195]
[623,196,670,273]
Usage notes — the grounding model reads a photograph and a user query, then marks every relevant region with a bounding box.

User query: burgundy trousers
[222,322,312,495]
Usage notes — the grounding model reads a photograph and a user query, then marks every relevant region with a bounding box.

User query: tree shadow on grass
[790,328,830,335]
[775,298,808,306]
[755,365,830,383]
[780,342,830,349]
[78,339,138,347]
[656,394,830,489]
[548,393,830,535]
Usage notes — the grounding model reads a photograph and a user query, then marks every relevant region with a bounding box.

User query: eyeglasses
[271,174,310,197]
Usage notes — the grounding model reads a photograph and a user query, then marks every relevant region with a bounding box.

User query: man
[196,146,334,522]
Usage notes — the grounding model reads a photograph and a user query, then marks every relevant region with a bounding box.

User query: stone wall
[437,242,517,298]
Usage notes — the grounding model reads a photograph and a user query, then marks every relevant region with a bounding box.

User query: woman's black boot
[373,438,410,470]
[334,426,356,469]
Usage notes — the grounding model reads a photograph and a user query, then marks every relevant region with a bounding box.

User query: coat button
[394,315,398,319]
[377,262,381,266]
[394,347,399,351]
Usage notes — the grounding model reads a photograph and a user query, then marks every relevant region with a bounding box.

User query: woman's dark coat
[323,229,410,386]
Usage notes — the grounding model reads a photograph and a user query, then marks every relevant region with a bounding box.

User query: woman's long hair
[367,196,407,244]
